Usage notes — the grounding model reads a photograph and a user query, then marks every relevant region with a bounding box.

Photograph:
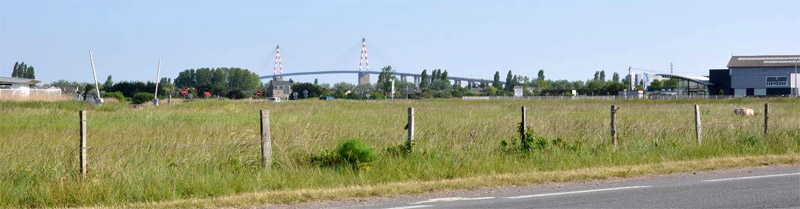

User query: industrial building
[712,55,799,96]
[655,55,798,97]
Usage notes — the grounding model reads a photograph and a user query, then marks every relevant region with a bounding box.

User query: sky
[1,0,799,85]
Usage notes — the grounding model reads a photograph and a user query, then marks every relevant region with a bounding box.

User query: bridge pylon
[273,45,284,81]
[358,38,370,85]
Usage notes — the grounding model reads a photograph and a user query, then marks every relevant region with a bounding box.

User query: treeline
[286,67,682,100]
[174,67,261,98]
[44,67,261,100]
[11,62,35,79]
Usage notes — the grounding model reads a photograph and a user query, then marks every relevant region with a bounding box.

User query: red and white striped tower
[357,38,371,85]
[359,38,369,72]
[273,45,283,80]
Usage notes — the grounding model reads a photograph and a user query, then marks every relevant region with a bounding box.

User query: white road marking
[703,172,800,182]
[506,186,652,199]
[384,205,434,209]
[410,196,495,204]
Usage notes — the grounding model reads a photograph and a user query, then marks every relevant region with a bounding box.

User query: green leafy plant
[101,91,127,102]
[131,92,155,105]
[385,144,412,157]
[741,136,764,146]
[311,139,377,171]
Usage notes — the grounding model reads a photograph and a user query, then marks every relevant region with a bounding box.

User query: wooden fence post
[407,107,414,150]
[520,106,527,142]
[260,110,271,169]
[694,104,702,145]
[764,103,769,136]
[610,105,618,151]
[79,110,87,178]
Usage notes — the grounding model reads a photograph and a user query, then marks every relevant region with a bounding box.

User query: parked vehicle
[269,97,282,102]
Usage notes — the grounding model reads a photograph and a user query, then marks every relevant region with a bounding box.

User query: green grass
[1,98,799,208]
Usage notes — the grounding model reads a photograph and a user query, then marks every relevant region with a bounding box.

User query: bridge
[261,38,501,90]
[259,70,500,89]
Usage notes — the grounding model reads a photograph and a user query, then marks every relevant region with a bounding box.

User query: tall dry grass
[0,98,798,208]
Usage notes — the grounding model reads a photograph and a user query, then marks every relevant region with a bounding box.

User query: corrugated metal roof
[728,55,800,68]
[656,74,715,86]
[0,76,40,85]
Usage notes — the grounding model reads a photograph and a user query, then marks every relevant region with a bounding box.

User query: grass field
[1,98,799,208]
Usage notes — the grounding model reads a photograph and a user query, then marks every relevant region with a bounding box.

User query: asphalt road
[271,165,800,209]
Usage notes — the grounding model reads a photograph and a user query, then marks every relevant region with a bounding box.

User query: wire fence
[463,95,747,100]
[1,101,789,177]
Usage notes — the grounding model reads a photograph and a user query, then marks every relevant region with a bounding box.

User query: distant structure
[0,76,61,99]
[268,80,293,99]
[711,55,799,97]
[358,38,370,86]
[273,45,284,81]
[654,55,800,97]
[258,39,503,89]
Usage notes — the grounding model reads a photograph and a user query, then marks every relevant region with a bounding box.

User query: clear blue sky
[1,0,799,85]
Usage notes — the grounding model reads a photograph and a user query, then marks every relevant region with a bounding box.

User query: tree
[314,78,319,86]
[599,70,606,82]
[103,75,113,90]
[612,72,620,83]
[605,82,626,94]
[11,62,19,77]
[11,62,33,78]
[173,67,261,98]
[210,68,226,95]
[420,69,429,89]
[537,69,545,81]
[333,82,355,92]
[429,80,452,91]
[440,70,448,82]
[376,65,396,92]
[492,71,502,89]
[194,68,213,95]
[291,83,323,99]
[159,77,175,97]
[505,70,514,91]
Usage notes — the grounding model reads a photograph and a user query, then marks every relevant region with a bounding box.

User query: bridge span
[259,70,501,89]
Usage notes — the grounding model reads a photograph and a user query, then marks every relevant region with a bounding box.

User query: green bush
[101,91,126,102]
[502,124,583,154]
[369,91,384,100]
[741,136,764,146]
[434,92,453,98]
[131,92,155,105]
[226,90,246,99]
[337,139,377,169]
[311,139,377,171]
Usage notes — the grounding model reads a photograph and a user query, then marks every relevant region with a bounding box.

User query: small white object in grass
[734,108,754,116]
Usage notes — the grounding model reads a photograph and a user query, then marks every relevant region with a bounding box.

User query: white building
[0,76,59,98]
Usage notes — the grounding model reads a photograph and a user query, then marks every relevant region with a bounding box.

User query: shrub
[131,92,154,105]
[369,91,384,100]
[101,91,126,102]
[385,144,411,156]
[502,124,583,154]
[226,90,246,99]
[311,138,377,171]
[741,136,764,146]
[434,92,453,98]
[337,139,377,169]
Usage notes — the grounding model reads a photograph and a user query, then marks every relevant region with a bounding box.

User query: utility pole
[153,59,161,106]
[670,62,674,75]
[88,50,103,105]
